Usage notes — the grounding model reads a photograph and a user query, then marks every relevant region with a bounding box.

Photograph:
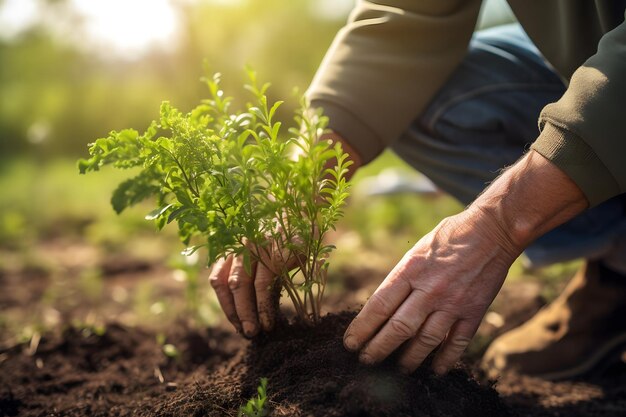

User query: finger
[255,262,278,331]
[229,256,260,337]
[358,289,430,365]
[431,319,479,375]
[397,311,456,374]
[209,256,241,332]
[344,270,413,352]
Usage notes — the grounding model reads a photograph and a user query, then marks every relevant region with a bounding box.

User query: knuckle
[209,274,224,289]
[413,286,438,306]
[228,268,252,291]
[448,335,471,350]
[418,329,442,348]
[388,317,417,340]
[368,294,394,318]
[228,274,244,291]
[425,281,448,300]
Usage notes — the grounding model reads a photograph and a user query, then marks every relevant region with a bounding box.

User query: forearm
[469,150,589,255]
[307,0,482,163]
[322,131,588,256]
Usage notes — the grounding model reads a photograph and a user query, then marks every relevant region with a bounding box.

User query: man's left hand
[343,207,521,375]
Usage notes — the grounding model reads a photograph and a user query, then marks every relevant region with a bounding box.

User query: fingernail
[344,335,358,351]
[242,322,258,338]
[434,366,447,376]
[359,353,374,365]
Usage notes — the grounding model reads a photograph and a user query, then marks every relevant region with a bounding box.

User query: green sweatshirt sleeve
[306,0,482,164]
[532,16,626,207]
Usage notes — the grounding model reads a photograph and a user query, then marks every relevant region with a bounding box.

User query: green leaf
[181,245,205,256]
[145,204,173,220]
[77,158,93,174]
[268,100,283,123]
[167,207,188,224]
[111,174,160,214]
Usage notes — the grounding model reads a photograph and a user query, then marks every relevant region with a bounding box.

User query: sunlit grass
[0,156,170,248]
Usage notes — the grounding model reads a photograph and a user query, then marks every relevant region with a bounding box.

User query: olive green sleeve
[532,16,626,207]
[306,0,482,164]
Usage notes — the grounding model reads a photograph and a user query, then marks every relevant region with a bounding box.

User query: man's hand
[344,150,588,374]
[343,207,520,374]
[209,253,278,337]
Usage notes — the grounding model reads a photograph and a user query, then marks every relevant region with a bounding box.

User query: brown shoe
[482,261,626,380]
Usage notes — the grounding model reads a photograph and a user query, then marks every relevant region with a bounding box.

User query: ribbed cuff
[531,122,620,207]
[308,96,385,164]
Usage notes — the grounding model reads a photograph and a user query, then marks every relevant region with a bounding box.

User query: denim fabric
[391,23,626,271]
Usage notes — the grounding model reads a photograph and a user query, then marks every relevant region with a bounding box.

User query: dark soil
[151,312,508,417]
[2,312,626,417]
[1,240,625,416]
[0,323,239,416]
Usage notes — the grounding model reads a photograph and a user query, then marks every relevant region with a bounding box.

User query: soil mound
[149,312,510,417]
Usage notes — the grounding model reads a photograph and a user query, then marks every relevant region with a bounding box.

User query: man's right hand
[209,254,278,337]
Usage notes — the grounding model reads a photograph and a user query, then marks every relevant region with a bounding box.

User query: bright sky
[0,0,39,38]
[0,0,181,57]
[70,0,179,56]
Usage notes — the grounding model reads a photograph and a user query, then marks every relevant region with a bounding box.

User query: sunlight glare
[70,0,179,57]
[0,0,38,38]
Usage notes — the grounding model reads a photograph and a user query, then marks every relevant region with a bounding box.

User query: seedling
[162,343,180,359]
[238,377,269,417]
[78,69,351,325]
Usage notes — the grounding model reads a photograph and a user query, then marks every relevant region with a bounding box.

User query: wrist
[456,205,524,263]
[469,150,588,252]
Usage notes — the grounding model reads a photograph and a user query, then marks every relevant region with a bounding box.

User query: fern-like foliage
[78,69,352,324]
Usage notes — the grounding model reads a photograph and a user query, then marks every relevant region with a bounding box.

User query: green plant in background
[239,377,269,417]
[78,69,352,325]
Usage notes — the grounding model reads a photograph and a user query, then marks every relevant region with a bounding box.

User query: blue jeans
[391,23,626,272]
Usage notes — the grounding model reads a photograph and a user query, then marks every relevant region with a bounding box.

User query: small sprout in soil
[238,377,269,417]
[78,68,352,325]
[75,322,107,338]
[162,343,180,358]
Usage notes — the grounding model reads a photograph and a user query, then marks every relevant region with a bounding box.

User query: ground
[2,235,626,416]
[1,157,625,416]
